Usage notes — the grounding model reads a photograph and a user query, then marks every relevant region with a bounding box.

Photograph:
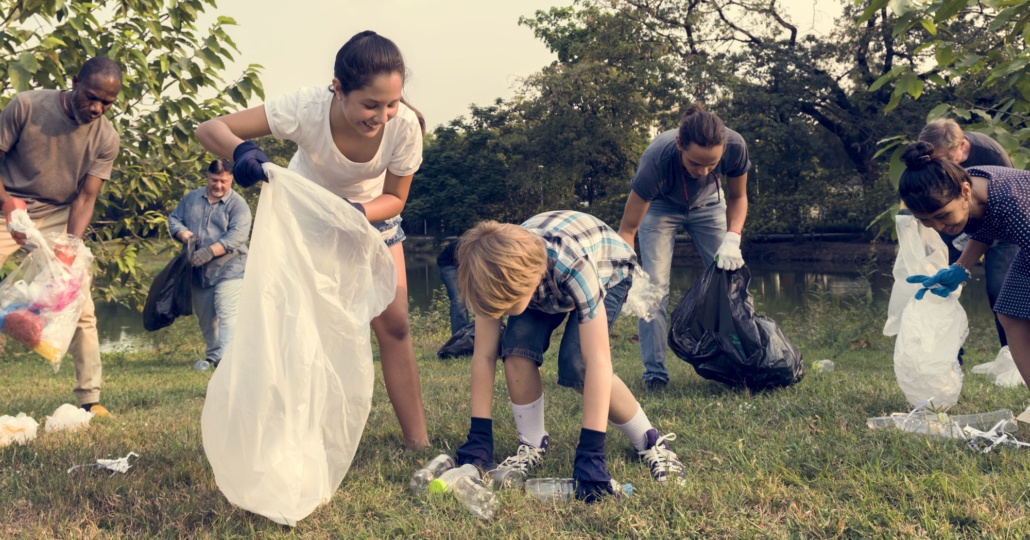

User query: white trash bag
[972,346,1025,388]
[0,413,39,447]
[201,164,396,526]
[889,215,967,409]
[883,212,949,336]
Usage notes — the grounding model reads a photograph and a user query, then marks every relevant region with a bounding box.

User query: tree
[0,0,262,305]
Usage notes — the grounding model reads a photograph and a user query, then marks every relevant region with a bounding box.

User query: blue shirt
[168,187,251,288]
[631,128,751,209]
[521,211,637,323]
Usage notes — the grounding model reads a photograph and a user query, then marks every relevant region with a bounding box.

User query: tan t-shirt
[0,89,120,218]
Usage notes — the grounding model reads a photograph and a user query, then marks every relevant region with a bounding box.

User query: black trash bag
[142,242,194,331]
[668,264,803,390]
[437,322,505,359]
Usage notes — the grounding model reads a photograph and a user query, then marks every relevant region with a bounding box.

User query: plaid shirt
[522,211,637,323]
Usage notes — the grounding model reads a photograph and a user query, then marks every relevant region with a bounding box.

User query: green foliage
[0,0,262,307]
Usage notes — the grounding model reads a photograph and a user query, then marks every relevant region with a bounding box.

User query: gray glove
[190,246,215,267]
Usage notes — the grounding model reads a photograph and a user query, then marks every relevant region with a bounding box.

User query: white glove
[715,232,744,271]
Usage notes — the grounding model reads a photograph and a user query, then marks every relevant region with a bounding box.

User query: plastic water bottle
[193,359,212,372]
[812,359,835,373]
[409,453,455,494]
[484,464,526,491]
[525,478,633,502]
[451,475,498,520]
[866,409,1015,439]
[428,463,480,494]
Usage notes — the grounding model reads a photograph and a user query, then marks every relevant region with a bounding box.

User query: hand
[906,264,970,300]
[54,244,77,268]
[231,141,270,188]
[455,417,493,468]
[190,246,215,267]
[345,199,366,216]
[176,230,194,244]
[2,197,28,245]
[573,428,612,503]
[715,231,744,271]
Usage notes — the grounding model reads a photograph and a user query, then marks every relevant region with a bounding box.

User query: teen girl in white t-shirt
[196,31,429,449]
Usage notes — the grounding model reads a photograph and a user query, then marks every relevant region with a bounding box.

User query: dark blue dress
[967,166,1030,319]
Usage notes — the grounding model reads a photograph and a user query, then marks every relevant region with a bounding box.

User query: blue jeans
[192,278,243,364]
[439,262,469,334]
[637,193,727,384]
[985,241,1019,347]
[501,279,631,389]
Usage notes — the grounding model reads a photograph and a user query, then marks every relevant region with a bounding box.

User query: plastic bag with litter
[0,211,93,371]
[884,212,950,336]
[201,164,396,527]
[971,346,1025,388]
[0,413,39,447]
[44,403,93,433]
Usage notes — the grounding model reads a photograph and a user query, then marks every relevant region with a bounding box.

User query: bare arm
[196,106,273,159]
[725,173,748,234]
[363,170,412,223]
[66,175,103,239]
[956,238,991,272]
[578,305,613,432]
[617,191,651,249]
[469,316,502,419]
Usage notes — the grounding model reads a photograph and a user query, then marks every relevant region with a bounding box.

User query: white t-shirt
[265,86,423,203]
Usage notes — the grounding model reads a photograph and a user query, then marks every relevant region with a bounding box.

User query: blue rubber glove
[455,417,494,468]
[345,199,366,216]
[232,141,270,188]
[573,428,613,503]
[906,264,970,300]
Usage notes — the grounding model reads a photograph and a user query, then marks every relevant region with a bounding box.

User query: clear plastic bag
[884,212,949,336]
[971,346,1025,388]
[0,211,93,371]
[201,164,396,526]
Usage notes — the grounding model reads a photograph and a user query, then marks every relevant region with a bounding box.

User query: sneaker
[645,379,667,392]
[498,435,549,474]
[638,429,685,485]
[82,404,113,418]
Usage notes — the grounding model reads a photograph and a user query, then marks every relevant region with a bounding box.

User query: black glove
[232,141,270,188]
[573,428,613,503]
[190,246,215,267]
[345,199,366,216]
[455,417,494,468]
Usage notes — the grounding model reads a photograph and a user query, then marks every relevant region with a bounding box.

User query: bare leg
[504,355,543,405]
[999,313,1030,388]
[574,374,640,424]
[371,243,429,450]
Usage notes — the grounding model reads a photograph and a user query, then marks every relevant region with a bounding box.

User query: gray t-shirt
[630,128,750,208]
[962,131,1012,168]
[0,89,120,218]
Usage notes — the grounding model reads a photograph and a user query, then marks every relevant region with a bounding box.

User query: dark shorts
[372,215,405,247]
[501,279,631,389]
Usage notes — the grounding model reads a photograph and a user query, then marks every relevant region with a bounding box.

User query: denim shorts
[501,278,631,389]
[372,215,406,247]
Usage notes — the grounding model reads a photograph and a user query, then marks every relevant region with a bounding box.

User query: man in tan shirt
[0,57,122,416]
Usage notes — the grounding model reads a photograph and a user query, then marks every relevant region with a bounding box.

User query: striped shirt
[522,211,637,322]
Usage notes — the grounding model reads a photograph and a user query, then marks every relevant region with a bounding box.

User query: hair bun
[902,141,937,170]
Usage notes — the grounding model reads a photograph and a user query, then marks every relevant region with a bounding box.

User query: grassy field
[2,283,1029,539]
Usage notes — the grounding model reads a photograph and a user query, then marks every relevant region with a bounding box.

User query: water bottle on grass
[451,475,498,520]
[484,464,526,491]
[525,478,633,502]
[428,463,480,494]
[409,453,455,494]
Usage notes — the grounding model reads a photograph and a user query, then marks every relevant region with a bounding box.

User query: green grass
[2,286,1029,539]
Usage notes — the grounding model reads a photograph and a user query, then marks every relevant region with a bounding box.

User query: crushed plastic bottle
[483,464,526,491]
[525,477,633,502]
[409,453,456,494]
[451,475,498,520]
[428,463,480,494]
[866,409,1016,439]
[813,359,835,373]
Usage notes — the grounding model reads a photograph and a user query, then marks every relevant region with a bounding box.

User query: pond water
[95,256,997,353]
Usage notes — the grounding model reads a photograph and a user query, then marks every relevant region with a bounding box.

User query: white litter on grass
[964,423,1030,454]
[866,398,1017,440]
[971,346,1025,388]
[44,403,92,433]
[67,452,139,475]
[0,413,39,447]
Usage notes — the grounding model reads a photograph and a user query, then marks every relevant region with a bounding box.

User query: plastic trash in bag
[668,264,804,390]
[0,211,93,371]
[142,239,194,331]
[201,164,396,527]
[888,214,966,410]
[971,346,1025,388]
[44,403,93,433]
[884,211,949,336]
[0,413,39,447]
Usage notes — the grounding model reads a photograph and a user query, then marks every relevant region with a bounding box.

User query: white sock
[511,394,547,447]
[612,404,653,451]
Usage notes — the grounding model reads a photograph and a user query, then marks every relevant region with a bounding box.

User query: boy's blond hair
[456,221,548,319]
[918,119,964,158]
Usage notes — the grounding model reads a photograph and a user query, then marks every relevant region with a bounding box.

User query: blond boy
[454,210,684,502]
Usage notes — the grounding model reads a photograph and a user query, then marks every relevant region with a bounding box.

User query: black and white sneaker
[638,429,686,485]
[498,435,549,474]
